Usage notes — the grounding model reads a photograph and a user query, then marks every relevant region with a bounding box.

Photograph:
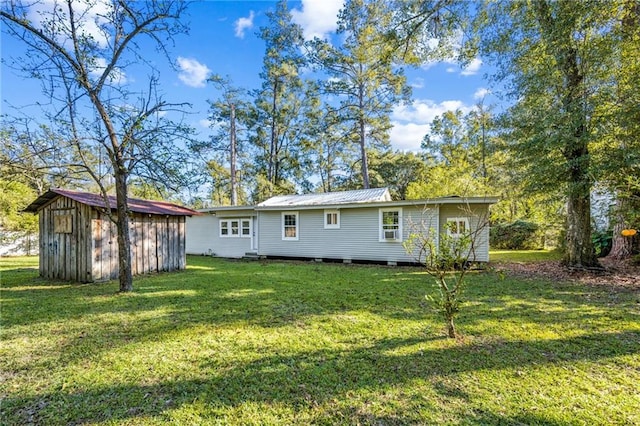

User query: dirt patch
[493,258,640,292]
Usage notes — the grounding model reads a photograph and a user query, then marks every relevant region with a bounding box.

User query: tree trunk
[563,188,597,267]
[608,195,633,260]
[446,317,456,338]
[534,0,598,268]
[115,170,133,292]
[268,78,279,188]
[358,82,370,189]
[230,103,237,206]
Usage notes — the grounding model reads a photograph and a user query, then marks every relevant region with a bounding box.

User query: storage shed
[24,188,200,283]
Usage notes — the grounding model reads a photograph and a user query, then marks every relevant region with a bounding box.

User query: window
[54,214,73,234]
[241,219,251,237]
[220,218,251,238]
[324,209,340,229]
[379,208,402,242]
[282,212,299,240]
[230,220,239,236]
[446,217,470,237]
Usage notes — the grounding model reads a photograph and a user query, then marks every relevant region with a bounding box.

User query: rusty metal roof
[23,188,201,216]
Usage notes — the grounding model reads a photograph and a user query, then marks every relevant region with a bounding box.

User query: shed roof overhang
[23,188,202,216]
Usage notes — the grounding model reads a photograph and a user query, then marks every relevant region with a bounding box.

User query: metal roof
[255,196,499,211]
[23,188,201,216]
[257,188,392,208]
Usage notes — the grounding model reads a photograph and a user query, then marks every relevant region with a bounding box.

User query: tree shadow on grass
[2,330,639,425]
[3,257,639,380]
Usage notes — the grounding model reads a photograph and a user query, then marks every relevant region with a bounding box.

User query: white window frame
[220,220,229,237]
[241,219,251,238]
[220,218,252,238]
[282,211,299,241]
[379,207,402,242]
[324,209,340,229]
[446,217,470,237]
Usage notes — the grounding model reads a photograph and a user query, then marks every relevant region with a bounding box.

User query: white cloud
[390,123,431,152]
[410,77,425,89]
[461,58,482,76]
[291,0,343,40]
[199,119,212,129]
[89,57,127,84]
[234,11,255,39]
[390,99,473,151]
[473,88,490,100]
[27,0,113,48]
[176,57,210,88]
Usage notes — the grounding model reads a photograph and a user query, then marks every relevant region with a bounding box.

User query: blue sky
[1,0,496,152]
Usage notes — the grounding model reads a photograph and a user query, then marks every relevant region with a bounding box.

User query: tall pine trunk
[358,82,370,189]
[230,103,237,206]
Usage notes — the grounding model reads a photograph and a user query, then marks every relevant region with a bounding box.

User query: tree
[251,0,309,197]
[368,150,428,200]
[408,108,493,199]
[404,206,489,338]
[382,0,470,66]
[476,0,619,267]
[1,0,191,291]
[309,0,411,189]
[596,0,640,259]
[197,75,252,206]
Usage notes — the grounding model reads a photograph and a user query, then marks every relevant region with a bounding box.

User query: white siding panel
[186,214,253,258]
[258,206,438,263]
[186,215,217,255]
[438,204,491,262]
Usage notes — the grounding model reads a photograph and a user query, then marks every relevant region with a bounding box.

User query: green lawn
[489,249,563,263]
[1,255,639,425]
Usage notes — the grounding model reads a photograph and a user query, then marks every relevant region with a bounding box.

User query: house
[186,188,498,265]
[24,188,200,282]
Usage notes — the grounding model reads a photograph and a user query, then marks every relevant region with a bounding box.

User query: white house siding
[186,211,254,258]
[438,203,491,262]
[186,215,216,255]
[257,205,438,263]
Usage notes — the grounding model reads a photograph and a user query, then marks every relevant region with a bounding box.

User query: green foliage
[368,150,428,199]
[591,230,613,258]
[404,217,485,338]
[475,0,619,266]
[490,221,540,250]
[308,0,411,188]
[489,249,563,263]
[251,0,310,193]
[0,180,37,232]
[2,256,639,424]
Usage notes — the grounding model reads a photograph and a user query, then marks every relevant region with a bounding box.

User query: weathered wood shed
[24,189,200,283]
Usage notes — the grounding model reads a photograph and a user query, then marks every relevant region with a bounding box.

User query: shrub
[490,220,540,250]
[592,230,612,258]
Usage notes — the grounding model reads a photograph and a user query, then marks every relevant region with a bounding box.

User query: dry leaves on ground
[494,258,640,292]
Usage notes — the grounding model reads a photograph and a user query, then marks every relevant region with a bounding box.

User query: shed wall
[38,194,187,282]
[38,196,93,282]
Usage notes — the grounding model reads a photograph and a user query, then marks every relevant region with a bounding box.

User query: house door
[251,216,258,251]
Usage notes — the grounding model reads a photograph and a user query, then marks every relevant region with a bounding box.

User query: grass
[1,254,639,425]
[490,249,563,263]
